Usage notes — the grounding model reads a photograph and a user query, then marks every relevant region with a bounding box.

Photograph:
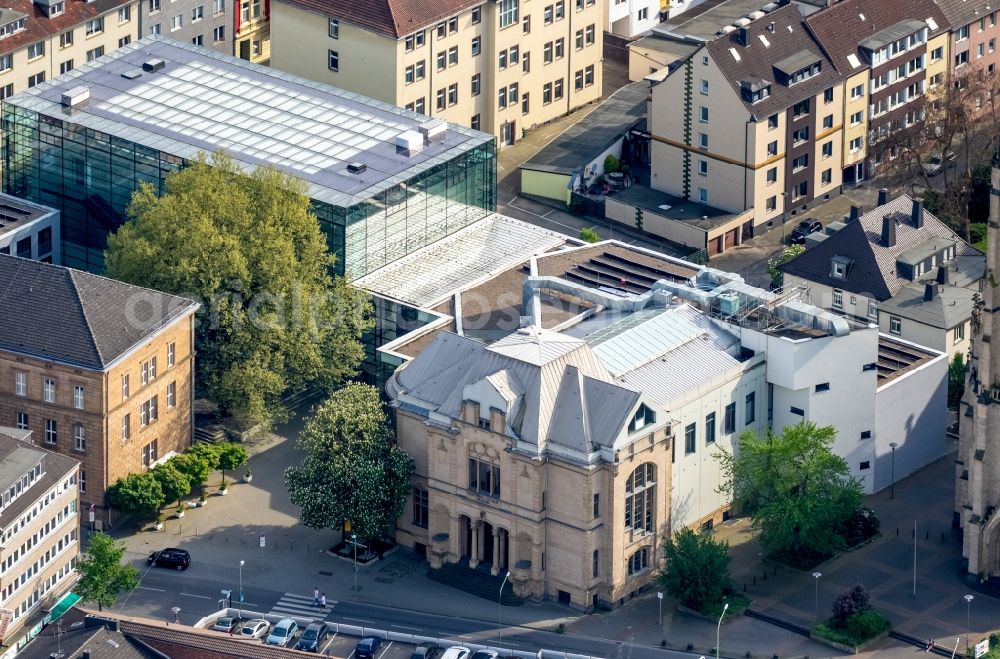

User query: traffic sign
[976,639,990,658]
[259,534,266,548]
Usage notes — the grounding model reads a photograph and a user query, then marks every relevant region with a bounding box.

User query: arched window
[624,463,655,533]
[627,547,650,575]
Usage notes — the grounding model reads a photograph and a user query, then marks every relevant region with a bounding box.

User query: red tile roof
[0,0,132,57]
[277,0,483,39]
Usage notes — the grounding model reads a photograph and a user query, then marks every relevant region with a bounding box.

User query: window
[328,18,340,38]
[141,439,159,467]
[592,550,599,578]
[745,392,756,425]
[889,316,902,335]
[555,38,565,59]
[792,99,810,117]
[585,64,594,86]
[509,82,518,103]
[149,0,160,11]
[824,86,834,103]
[472,36,481,56]
[624,463,655,532]
[167,381,176,408]
[509,45,518,64]
[86,46,104,61]
[170,14,182,30]
[543,42,553,63]
[213,25,224,41]
[554,78,564,99]
[15,372,26,397]
[213,0,224,13]
[448,45,458,66]
[820,141,833,159]
[699,106,709,123]
[43,379,55,404]
[585,24,595,44]
[192,5,203,20]
[955,322,966,344]
[821,168,832,185]
[118,5,131,22]
[867,300,878,321]
[850,110,863,126]
[415,60,425,80]
[523,15,530,33]
[85,17,104,35]
[49,1,64,15]
[957,25,970,41]
[448,82,458,106]
[405,65,414,84]
[699,132,708,149]
[790,406,805,416]
[822,114,833,129]
[472,6,481,24]
[638,6,648,20]
[815,382,830,392]
[522,93,529,114]
[792,126,809,143]
[699,79,709,95]
[471,73,480,96]
[44,420,57,445]
[468,457,501,497]
[850,83,864,99]
[119,36,131,47]
[555,0,564,19]
[74,425,86,452]
[850,136,863,152]
[766,196,777,212]
[576,28,584,49]
[627,547,650,575]
[859,461,870,470]
[73,385,84,410]
[16,412,27,430]
[705,412,716,444]
[121,374,130,401]
[767,114,779,129]
[436,22,445,38]
[499,0,518,28]
[684,423,696,454]
[593,493,600,518]
[470,114,480,130]
[543,82,552,104]
[544,4,553,23]
[328,50,339,71]
[767,140,778,156]
[80,470,86,493]
[956,50,969,67]
[27,42,44,59]
[414,97,425,114]
[698,187,708,203]
[412,487,428,527]
[792,154,809,171]
[436,88,446,110]
[437,50,446,70]
[698,160,708,176]
[575,69,584,90]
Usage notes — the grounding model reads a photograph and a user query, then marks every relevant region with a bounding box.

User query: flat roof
[609,184,740,231]
[0,193,53,235]
[7,37,493,209]
[654,0,822,42]
[876,334,938,385]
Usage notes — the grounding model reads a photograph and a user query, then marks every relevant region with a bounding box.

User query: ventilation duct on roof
[395,130,423,157]
[61,86,89,108]
[748,10,765,19]
[346,161,367,173]
[142,58,165,72]
[419,118,447,143]
[121,69,142,80]
[734,17,751,26]
[721,25,737,34]
[761,2,779,10]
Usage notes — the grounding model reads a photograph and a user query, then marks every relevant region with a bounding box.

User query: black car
[788,219,822,245]
[355,636,383,659]
[147,548,191,570]
[296,622,330,652]
[411,642,440,659]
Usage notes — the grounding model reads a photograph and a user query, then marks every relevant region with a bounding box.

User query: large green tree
[105,153,372,427]
[107,472,164,519]
[151,461,191,509]
[717,422,862,563]
[75,533,140,611]
[216,442,248,484]
[285,384,415,540]
[655,527,732,613]
[172,451,211,490]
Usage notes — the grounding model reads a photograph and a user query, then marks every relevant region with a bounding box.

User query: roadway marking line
[376,641,394,659]
[343,617,376,624]
[321,636,337,654]
[542,210,553,218]
[456,635,472,640]
[508,197,518,205]
[347,651,356,659]
[390,624,422,631]
[139,587,166,592]
[180,593,211,599]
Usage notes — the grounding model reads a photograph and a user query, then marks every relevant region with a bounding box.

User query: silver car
[240,619,269,640]
[266,618,298,646]
[212,616,240,633]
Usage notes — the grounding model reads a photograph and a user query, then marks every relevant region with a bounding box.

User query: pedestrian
[313,586,320,607]
[925,638,935,652]
[319,593,327,610]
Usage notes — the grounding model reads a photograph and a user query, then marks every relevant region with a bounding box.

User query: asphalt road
[117,567,704,659]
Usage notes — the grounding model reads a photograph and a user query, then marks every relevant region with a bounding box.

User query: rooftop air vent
[418,118,447,143]
[748,10,765,19]
[142,58,165,72]
[121,68,142,80]
[721,25,737,33]
[61,86,90,108]
[346,162,367,174]
[395,130,423,156]
[734,17,751,27]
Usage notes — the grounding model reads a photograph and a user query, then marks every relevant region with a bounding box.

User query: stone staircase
[428,562,523,606]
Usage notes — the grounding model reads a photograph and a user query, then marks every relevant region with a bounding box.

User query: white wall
[0,208,61,264]
[605,198,707,250]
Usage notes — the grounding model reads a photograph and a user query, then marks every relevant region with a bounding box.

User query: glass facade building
[2,37,496,275]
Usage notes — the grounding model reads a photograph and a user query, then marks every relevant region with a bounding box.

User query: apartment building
[0,428,80,649]
[607,0,660,37]
[937,0,1000,80]
[142,0,231,53]
[648,4,843,231]
[268,0,604,146]
[233,0,267,62]
[0,193,59,263]
[0,0,138,98]
[803,0,949,181]
[0,255,199,509]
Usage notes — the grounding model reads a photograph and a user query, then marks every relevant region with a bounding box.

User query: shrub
[832,584,870,626]
[603,155,621,174]
[840,506,880,546]
[844,610,890,641]
[655,527,733,612]
[580,227,600,243]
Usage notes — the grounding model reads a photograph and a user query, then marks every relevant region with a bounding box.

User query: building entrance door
[501,122,515,146]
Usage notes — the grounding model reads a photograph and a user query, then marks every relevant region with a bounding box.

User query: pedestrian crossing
[268,592,332,619]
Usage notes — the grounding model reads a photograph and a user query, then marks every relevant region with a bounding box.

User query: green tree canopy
[75,533,140,611]
[949,352,967,410]
[107,472,164,519]
[717,422,863,563]
[767,244,805,287]
[172,452,211,490]
[285,383,415,540]
[151,461,191,507]
[105,153,373,428]
[655,527,733,612]
[217,442,248,483]
[188,442,221,470]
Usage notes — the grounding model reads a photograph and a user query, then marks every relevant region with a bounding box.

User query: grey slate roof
[934,0,993,29]
[778,195,982,301]
[0,254,198,370]
[878,282,976,330]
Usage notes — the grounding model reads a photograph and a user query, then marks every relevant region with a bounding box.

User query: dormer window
[628,403,656,434]
[49,2,64,15]
[830,255,852,280]
[0,16,26,40]
[741,78,771,104]
[774,49,822,86]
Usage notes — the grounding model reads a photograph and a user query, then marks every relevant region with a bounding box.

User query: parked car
[788,219,822,244]
[411,642,441,659]
[439,647,471,659]
[923,150,957,176]
[266,618,298,646]
[296,622,330,652]
[471,651,498,659]
[240,619,269,640]
[355,636,384,659]
[212,616,240,633]
[147,548,190,570]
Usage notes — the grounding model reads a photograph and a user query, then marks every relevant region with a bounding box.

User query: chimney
[738,25,750,46]
[912,198,924,228]
[881,215,897,247]
[924,283,937,301]
[878,188,889,205]
[937,265,949,285]
[849,204,862,222]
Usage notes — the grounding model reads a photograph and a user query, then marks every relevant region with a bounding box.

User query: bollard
[911,528,915,538]
[896,527,899,536]
[925,529,929,540]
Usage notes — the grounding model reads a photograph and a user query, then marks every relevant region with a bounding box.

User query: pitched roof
[878,281,976,329]
[934,0,993,30]
[803,0,949,74]
[0,0,132,58]
[0,255,198,370]
[277,0,483,38]
[778,195,982,300]
[704,4,843,117]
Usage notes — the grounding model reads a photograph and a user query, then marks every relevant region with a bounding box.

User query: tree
[949,352,967,410]
[188,442,221,470]
[217,442,248,484]
[75,533,140,611]
[579,227,600,243]
[717,422,863,564]
[831,583,870,626]
[105,153,373,428]
[172,452,211,490]
[151,461,191,509]
[767,244,805,288]
[285,383,415,540]
[655,527,733,612]
[603,154,621,174]
[107,472,164,519]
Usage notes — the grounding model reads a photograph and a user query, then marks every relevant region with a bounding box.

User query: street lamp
[238,560,245,620]
[716,602,728,659]
[889,442,898,499]
[498,571,510,649]
[812,572,822,621]
[171,607,181,624]
[965,594,974,651]
[350,532,359,593]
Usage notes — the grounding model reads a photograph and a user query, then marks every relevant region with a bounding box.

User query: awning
[44,592,80,624]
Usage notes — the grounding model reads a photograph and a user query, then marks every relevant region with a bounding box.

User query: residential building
[268,0,604,146]
[607,0,660,37]
[233,0,267,62]
[802,0,950,181]
[143,0,231,55]
[779,194,984,358]
[0,193,59,263]
[0,0,139,99]
[936,0,1000,117]
[646,4,844,233]
[956,159,1000,583]
[3,37,495,275]
[0,427,80,649]
[0,254,199,509]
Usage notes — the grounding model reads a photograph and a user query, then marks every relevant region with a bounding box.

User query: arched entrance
[482,521,495,566]
[458,515,472,561]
